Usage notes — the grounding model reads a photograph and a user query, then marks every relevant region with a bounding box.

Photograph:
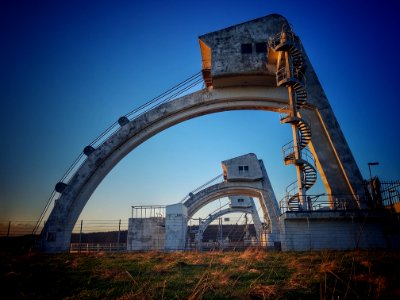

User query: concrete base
[280,210,400,251]
[265,233,281,250]
[127,218,165,251]
[165,204,188,251]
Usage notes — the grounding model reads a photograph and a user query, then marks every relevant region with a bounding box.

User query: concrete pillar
[165,203,188,251]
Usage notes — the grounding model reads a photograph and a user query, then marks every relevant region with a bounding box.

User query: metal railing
[180,174,224,203]
[33,72,204,235]
[131,206,166,219]
[268,26,301,50]
[380,180,400,206]
[279,194,360,213]
[278,105,290,120]
[0,221,37,237]
[70,243,127,253]
[276,66,306,86]
[282,143,315,164]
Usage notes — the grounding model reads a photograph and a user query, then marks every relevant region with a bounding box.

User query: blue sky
[1,0,399,222]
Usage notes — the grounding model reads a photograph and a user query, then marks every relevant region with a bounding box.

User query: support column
[165,203,188,251]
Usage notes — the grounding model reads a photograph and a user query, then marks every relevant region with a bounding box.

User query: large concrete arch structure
[40,14,367,252]
[41,89,286,252]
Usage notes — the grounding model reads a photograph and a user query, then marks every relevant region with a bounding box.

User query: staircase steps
[280,116,311,149]
[270,27,318,212]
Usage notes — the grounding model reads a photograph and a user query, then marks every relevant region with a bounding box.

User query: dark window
[238,165,249,174]
[256,42,267,53]
[241,43,252,54]
[238,198,244,203]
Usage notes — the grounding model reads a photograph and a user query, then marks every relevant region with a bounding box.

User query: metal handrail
[278,105,290,120]
[279,194,361,213]
[282,140,295,159]
[281,145,317,208]
[33,71,204,234]
[276,66,306,86]
[268,28,300,50]
[282,141,315,163]
[180,174,224,203]
[301,148,316,165]
[284,180,299,200]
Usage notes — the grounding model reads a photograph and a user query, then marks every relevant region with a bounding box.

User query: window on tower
[238,165,249,174]
[256,42,267,53]
[241,43,252,54]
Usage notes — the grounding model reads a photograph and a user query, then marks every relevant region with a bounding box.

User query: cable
[181,174,223,202]
[34,71,203,235]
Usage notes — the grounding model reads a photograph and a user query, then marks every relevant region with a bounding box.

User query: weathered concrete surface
[280,210,400,251]
[127,218,165,251]
[222,154,263,182]
[199,13,367,208]
[40,87,288,253]
[183,154,281,247]
[199,14,287,88]
[229,195,256,208]
[299,66,367,207]
[165,204,187,251]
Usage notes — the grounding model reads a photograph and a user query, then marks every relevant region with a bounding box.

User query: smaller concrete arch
[194,196,264,249]
[178,153,281,249]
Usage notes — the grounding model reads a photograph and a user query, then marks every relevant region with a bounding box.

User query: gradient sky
[1,0,399,223]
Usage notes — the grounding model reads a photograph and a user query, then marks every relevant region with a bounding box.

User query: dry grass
[249,284,278,299]
[2,250,400,299]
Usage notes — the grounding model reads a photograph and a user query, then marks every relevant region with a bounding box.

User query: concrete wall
[222,153,264,182]
[229,195,254,208]
[127,217,165,251]
[280,211,400,251]
[199,14,287,87]
[165,203,188,251]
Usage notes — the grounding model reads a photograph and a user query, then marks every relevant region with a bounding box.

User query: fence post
[79,220,83,253]
[117,219,121,245]
[7,221,11,238]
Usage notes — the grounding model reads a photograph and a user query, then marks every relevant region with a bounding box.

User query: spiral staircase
[269,26,317,211]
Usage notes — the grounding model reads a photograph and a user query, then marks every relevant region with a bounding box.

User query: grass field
[2,249,400,299]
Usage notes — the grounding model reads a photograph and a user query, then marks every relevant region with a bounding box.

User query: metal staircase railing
[279,194,360,213]
[269,26,317,212]
[269,25,301,51]
[280,116,311,149]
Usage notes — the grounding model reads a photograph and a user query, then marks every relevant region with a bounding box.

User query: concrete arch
[41,86,288,252]
[161,154,281,251]
[197,207,255,235]
[182,180,280,244]
[183,182,266,219]
[194,205,263,247]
